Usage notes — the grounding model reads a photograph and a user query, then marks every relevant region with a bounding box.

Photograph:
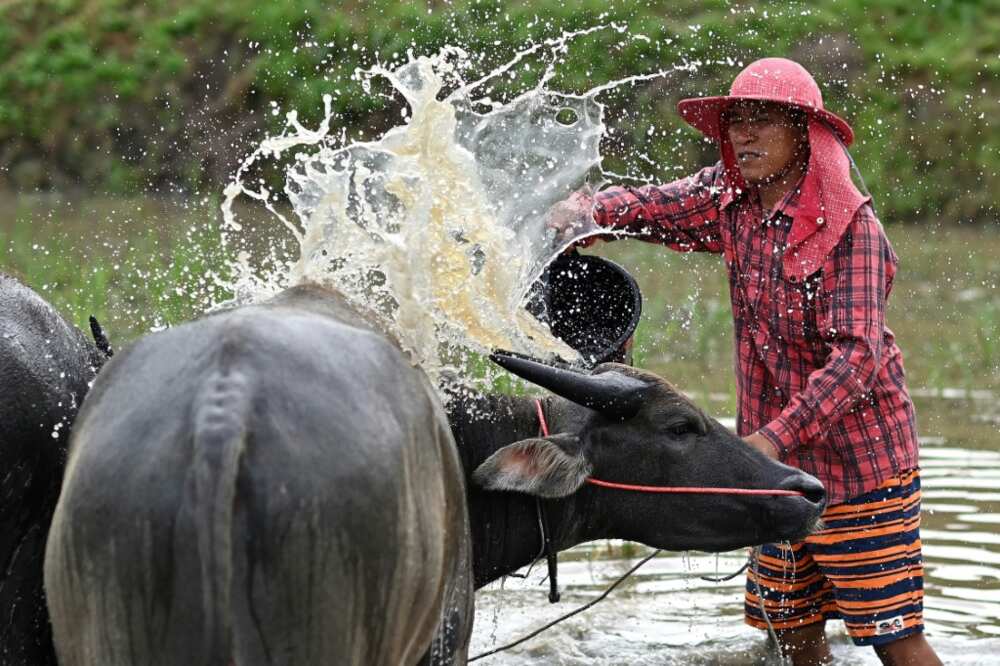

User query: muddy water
[470,394,1000,665]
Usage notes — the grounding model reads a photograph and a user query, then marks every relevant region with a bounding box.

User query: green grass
[888,224,1000,393]
[0,194,231,342]
[1,0,998,225]
[3,196,998,403]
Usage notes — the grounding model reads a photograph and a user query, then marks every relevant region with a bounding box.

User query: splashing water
[220,26,684,388]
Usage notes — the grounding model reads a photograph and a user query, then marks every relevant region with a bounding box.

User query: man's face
[724,102,807,185]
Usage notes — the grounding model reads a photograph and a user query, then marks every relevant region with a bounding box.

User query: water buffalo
[450,354,826,590]
[44,283,824,665]
[0,273,107,666]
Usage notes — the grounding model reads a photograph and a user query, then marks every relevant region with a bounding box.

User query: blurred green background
[1,0,997,406]
[2,0,998,220]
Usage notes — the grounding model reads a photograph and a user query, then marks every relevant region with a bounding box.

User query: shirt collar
[722,173,810,224]
[770,174,808,220]
[716,138,814,220]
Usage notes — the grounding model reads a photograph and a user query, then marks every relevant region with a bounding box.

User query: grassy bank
[2,196,997,400]
[0,194,228,340]
[1,0,998,223]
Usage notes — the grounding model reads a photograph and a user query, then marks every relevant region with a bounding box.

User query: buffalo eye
[666,418,701,438]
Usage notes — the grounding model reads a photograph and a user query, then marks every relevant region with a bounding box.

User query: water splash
[220,26,685,389]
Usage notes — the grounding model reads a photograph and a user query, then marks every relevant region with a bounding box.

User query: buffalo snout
[768,471,827,540]
[778,472,826,508]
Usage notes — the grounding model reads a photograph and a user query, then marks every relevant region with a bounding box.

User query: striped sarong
[745,469,924,646]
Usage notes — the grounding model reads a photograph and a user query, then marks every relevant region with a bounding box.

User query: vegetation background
[2,0,998,222]
[1,0,998,401]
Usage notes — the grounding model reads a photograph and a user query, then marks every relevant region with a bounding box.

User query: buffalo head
[471,352,825,554]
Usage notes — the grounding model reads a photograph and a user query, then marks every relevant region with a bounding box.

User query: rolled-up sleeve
[759,209,890,458]
[591,164,726,254]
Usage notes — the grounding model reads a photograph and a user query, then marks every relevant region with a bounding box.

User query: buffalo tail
[192,368,252,665]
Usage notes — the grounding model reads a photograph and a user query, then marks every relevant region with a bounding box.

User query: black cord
[539,500,560,603]
[506,500,547,581]
[699,558,751,582]
[468,549,662,662]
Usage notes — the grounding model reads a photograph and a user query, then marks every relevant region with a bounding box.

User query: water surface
[471,394,1000,665]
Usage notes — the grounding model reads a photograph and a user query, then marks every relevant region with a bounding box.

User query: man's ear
[472,433,591,498]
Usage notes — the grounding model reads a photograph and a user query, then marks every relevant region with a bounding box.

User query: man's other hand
[744,432,779,459]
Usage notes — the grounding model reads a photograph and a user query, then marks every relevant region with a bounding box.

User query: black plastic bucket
[526,251,643,368]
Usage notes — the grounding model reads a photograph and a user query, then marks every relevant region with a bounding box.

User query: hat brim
[677,95,854,146]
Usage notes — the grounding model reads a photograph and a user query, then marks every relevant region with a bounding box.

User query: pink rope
[586,477,802,496]
[534,399,803,497]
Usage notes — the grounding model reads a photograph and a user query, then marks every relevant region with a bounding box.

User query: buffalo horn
[490,351,648,420]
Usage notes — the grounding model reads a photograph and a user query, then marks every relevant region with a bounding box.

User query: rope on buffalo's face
[470,399,793,661]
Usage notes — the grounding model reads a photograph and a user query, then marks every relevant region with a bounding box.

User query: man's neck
[756,156,808,213]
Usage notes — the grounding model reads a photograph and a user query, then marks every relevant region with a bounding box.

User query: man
[549,58,941,666]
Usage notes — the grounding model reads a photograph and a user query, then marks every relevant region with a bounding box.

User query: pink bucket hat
[677,57,854,146]
[675,58,869,280]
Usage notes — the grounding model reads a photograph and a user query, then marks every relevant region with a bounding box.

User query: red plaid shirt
[592,163,918,503]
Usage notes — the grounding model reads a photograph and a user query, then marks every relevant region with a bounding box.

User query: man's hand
[545,191,594,242]
[744,432,779,459]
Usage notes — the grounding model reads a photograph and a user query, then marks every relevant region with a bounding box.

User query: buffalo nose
[779,473,826,507]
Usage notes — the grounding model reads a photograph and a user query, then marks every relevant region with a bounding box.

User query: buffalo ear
[472,433,591,498]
